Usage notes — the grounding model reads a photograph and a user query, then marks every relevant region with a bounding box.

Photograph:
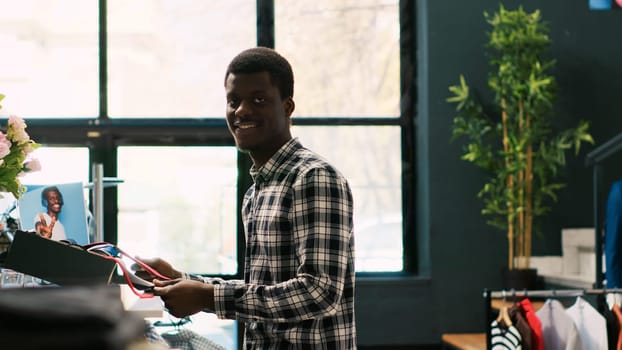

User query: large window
[117,146,238,275]
[0,2,414,348]
[0,0,98,117]
[294,126,403,271]
[0,0,413,276]
[277,0,406,272]
[276,0,400,118]
[107,0,255,118]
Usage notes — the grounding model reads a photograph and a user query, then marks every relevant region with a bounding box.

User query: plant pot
[501,268,540,290]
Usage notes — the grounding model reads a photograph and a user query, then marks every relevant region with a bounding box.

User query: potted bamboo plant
[447,5,593,287]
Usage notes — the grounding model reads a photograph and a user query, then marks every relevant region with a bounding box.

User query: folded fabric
[161,328,225,350]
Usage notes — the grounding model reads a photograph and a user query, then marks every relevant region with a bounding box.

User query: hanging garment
[161,328,225,350]
[536,299,583,350]
[612,304,622,350]
[603,303,619,350]
[603,293,622,350]
[519,298,544,350]
[566,296,608,350]
[606,180,622,288]
[490,318,522,350]
[509,303,534,350]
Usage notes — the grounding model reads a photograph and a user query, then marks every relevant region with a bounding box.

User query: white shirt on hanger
[536,299,584,350]
[566,296,608,350]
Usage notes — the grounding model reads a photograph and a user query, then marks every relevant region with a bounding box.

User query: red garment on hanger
[509,303,533,350]
[519,298,544,350]
[612,303,622,350]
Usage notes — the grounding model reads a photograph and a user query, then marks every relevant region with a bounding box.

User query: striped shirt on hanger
[490,319,522,350]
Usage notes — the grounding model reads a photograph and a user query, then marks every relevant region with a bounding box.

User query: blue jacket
[606,180,622,287]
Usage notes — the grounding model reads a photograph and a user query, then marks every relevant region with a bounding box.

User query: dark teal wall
[356,0,622,346]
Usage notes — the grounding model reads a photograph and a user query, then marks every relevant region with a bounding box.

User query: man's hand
[152,279,215,318]
[35,214,56,239]
[131,257,183,280]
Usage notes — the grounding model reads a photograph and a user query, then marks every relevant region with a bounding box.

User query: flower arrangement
[0,93,41,198]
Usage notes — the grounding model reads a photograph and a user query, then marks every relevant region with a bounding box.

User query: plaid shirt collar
[249,137,301,183]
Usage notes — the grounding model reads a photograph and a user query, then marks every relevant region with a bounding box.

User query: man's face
[225,71,294,164]
[45,191,62,214]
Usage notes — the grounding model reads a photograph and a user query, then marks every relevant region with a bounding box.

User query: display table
[0,284,149,348]
[0,271,235,349]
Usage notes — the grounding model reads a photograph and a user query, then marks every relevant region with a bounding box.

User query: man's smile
[236,121,258,130]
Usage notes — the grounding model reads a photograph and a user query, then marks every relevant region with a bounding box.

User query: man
[135,47,356,349]
[34,186,66,241]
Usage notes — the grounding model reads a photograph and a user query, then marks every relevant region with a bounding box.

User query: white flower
[8,115,30,144]
[0,95,41,198]
[0,132,11,159]
[8,115,26,130]
[22,142,36,155]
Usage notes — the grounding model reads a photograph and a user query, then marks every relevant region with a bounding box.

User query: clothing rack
[482,288,622,350]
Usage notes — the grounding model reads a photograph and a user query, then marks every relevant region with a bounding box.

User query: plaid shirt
[201,138,356,349]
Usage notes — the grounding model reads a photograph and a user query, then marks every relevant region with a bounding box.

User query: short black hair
[224,47,294,99]
[42,186,63,205]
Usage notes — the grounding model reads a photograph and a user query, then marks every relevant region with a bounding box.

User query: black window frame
[22,0,417,278]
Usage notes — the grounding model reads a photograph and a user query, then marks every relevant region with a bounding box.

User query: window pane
[108,0,256,118]
[20,147,90,185]
[276,0,400,117]
[0,0,98,118]
[292,126,403,271]
[117,146,238,275]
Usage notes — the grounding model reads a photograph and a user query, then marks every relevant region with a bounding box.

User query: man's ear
[284,98,295,117]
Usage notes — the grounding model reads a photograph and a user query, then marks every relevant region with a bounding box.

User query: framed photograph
[17,182,90,245]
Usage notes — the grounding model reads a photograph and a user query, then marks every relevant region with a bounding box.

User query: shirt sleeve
[215,167,354,323]
[181,273,245,316]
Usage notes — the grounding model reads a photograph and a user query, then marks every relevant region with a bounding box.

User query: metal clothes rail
[484,287,622,299]
[482,288,622,350]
